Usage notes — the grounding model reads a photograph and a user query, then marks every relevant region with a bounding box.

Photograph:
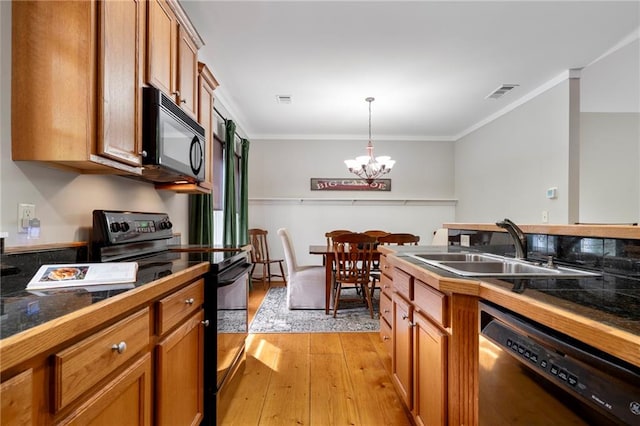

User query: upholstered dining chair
[332,232,377,318]
[248,228,286,289]
[278,228,326,309]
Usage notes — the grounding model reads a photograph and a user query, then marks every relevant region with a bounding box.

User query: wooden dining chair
[248,228,286,289]
[331,233,377,318]
[324,230,352,266]
[363,230,390,240]
[377,233,421,245]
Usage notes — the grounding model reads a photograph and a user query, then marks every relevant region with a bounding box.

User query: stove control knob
[159,221,173,230]
[120,222,130,232]
[110,222,121,232]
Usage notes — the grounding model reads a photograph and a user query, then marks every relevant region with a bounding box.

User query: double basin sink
[408,252,600,278]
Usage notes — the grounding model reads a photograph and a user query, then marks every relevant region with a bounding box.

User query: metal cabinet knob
[111,341,127,354]
[180,99,186,104]
[383,336,390,341]
[402,314,408,320]
[201,320,210,327]
[185,298,195,305]
[172,90,181,97]
[383,309,390,313]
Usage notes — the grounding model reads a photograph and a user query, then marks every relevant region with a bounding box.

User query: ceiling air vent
[276,95,292,104]
[485,84,519,100]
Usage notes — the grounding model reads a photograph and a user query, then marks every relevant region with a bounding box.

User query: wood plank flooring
[219,283,413,425]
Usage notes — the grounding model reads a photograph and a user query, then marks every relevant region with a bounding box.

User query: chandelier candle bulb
[345,97,395,184]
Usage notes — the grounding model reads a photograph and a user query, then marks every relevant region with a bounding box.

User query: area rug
[249,287,380,333]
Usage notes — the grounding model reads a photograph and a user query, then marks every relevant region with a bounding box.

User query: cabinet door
[147,0,176,96]
[413,312,447,426]
[98,0,142,166]
[177,25,199,118]
[156,310,205,426]
[197,63,219,191]
[1,369,32,425]
[58,354,152,426]
[392,294,413,409]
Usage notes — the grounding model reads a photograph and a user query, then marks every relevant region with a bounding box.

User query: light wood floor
[218,282,413,425]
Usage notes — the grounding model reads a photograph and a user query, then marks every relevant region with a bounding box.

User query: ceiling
[180,1,640,141]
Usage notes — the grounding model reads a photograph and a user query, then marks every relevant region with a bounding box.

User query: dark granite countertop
[389,246,640,337]
[0,253,207,340]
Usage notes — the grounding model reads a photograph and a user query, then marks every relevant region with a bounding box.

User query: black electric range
[92,210,251,426]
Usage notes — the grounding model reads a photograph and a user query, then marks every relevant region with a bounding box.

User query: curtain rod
[214,106,245,141]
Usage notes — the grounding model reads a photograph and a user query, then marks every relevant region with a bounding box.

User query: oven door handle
[217,263,252,287]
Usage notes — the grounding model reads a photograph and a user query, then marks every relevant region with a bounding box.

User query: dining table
[309,244,381,315]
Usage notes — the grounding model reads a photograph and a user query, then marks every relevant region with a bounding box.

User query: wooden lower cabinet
[390,265,451,426]
[156,309,205,426]
[1,369,33,425]
[392,293,413,409]
[0,267,209,425]
[413,311,447,426]
[58,354,152,426]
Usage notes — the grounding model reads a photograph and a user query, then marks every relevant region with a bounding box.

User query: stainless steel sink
[408,253,600,278]
[412,253,500,262]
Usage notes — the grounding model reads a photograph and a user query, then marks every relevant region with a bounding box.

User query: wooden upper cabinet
[11,0,143,174]
[146,0,177,96]
[98,0,143,166]
[197,63,220,191]
[147,0,201,119]
[178,26,199,118]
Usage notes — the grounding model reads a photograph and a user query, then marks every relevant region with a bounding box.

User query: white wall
[0,2,190,248]
[580,113,639,223]
[454,80,573,224]
[247,138,456,264]
[580,39,640,223]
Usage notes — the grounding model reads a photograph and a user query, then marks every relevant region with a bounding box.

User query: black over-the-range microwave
[142,86,206,183]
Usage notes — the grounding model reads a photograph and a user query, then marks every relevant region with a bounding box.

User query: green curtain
[188,193,213,245]
[238,138,250,245]
[223,120,237,246]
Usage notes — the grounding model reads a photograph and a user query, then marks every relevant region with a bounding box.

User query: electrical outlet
[542,210,549,223]
[18,203,36,233]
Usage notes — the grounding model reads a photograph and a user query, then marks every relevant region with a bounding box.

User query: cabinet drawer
[393,269,413,300]
[54,308,150,411]
[157,279,204,335]
[380,255,392,277]
[380,318,392,356]
[380,273,393,297]
[380,291,393,326]
[414,279,448,327]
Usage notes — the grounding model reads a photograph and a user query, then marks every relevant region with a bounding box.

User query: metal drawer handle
[185,298,195,305]
[383,336,390,341]
[409,322,416,328]
[111,341,127,354]
[201,320,210,327]
[383,309,390,313]
[402,314,408,320]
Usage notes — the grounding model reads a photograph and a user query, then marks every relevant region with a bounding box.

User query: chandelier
[344,97,395,184]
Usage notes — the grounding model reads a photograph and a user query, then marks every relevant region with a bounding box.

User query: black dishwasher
[479,301,640,425]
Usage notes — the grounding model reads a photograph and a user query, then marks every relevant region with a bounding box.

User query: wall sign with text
[310,178,391,191]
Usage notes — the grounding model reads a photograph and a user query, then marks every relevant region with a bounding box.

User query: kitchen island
[378,223,639,425]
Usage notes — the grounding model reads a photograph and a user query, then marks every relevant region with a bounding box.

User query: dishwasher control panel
[480,302,640,425]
